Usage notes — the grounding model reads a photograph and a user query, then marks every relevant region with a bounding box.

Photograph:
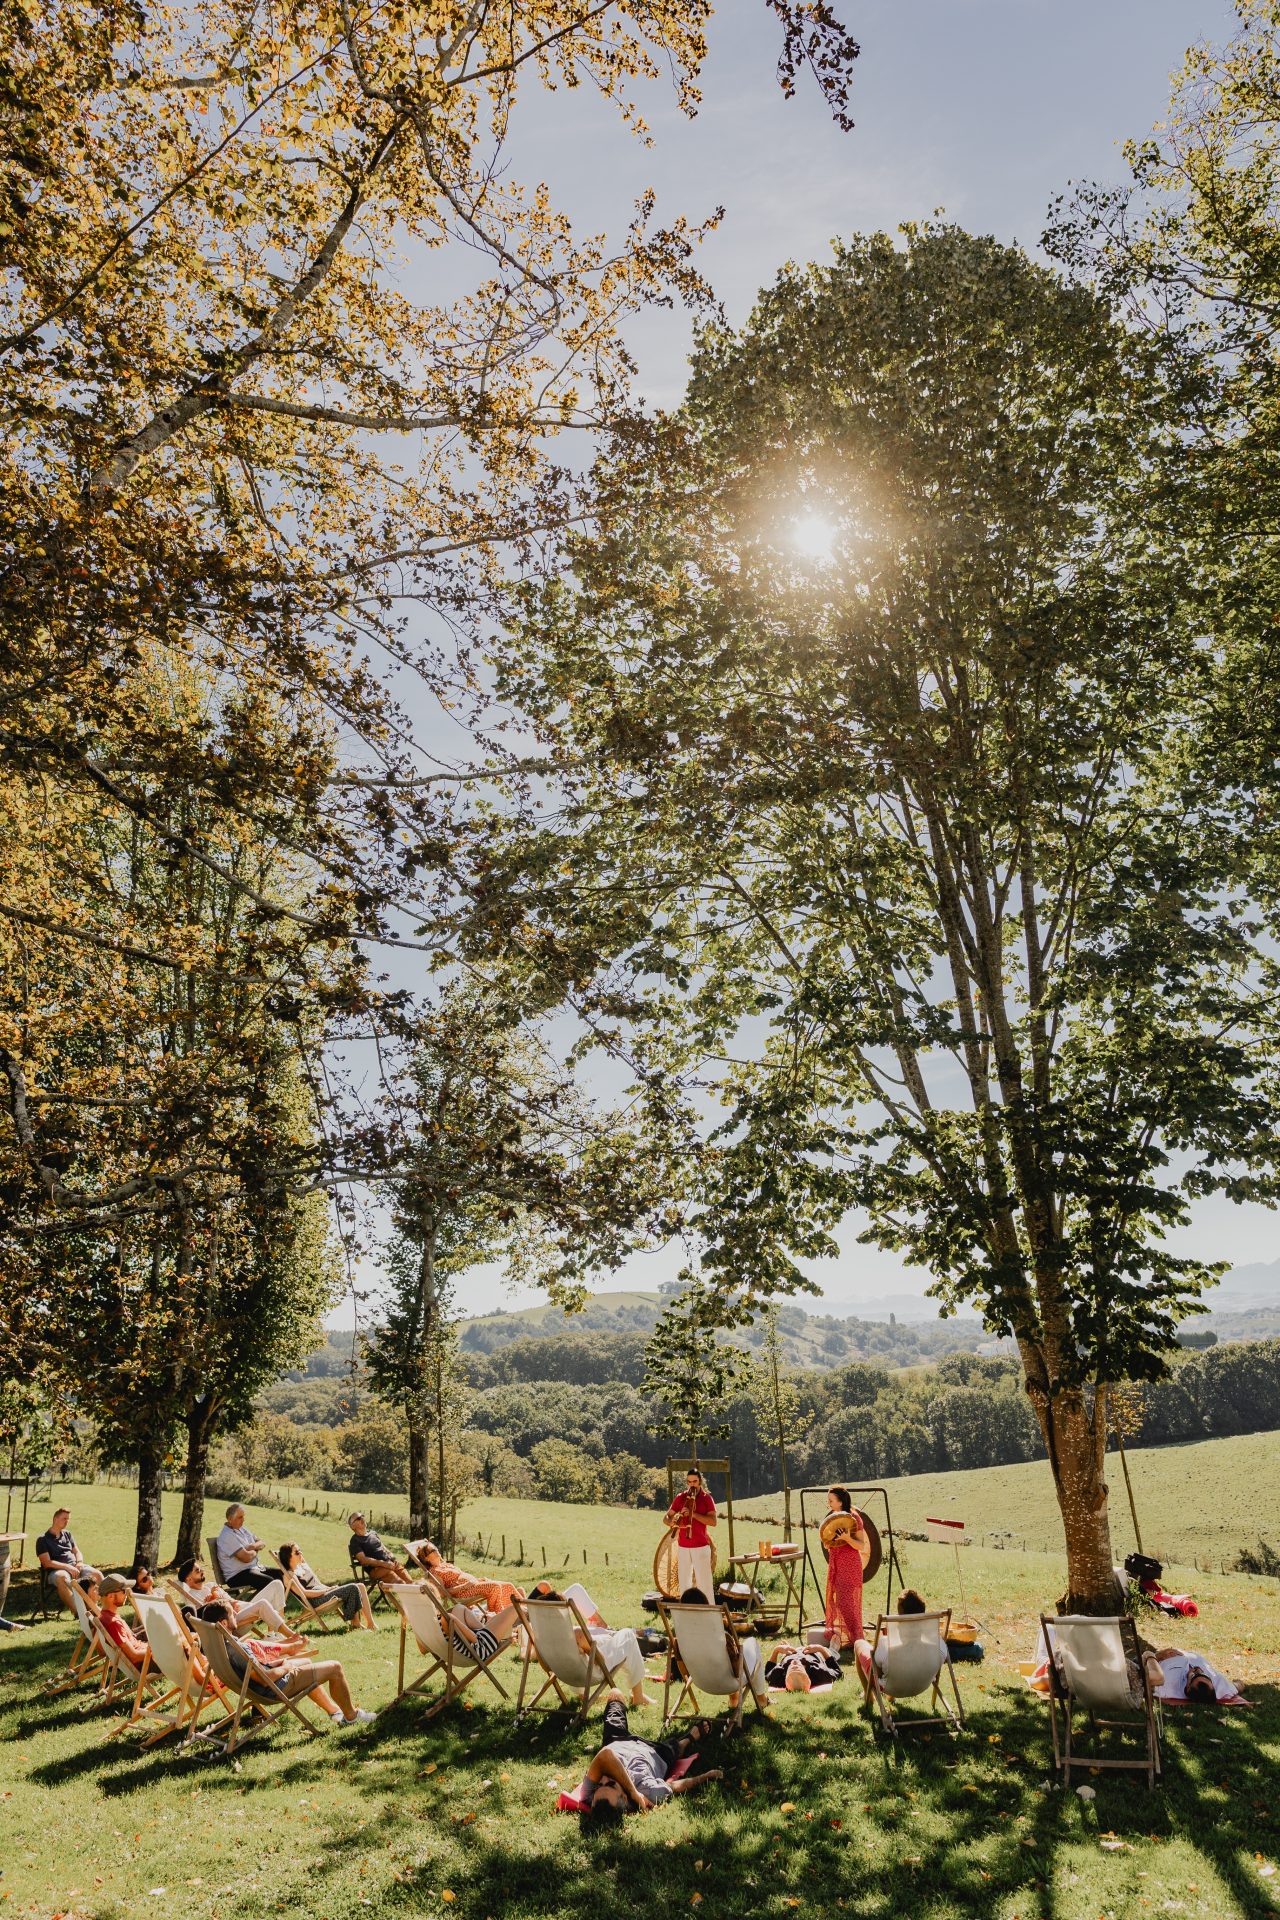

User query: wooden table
[725,1549,805,1633]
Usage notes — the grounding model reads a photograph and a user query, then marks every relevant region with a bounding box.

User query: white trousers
[232,1579,288,1632]
[738,1634,768,1704]
[592,1626,646,1692]
[677,1544,714,1601]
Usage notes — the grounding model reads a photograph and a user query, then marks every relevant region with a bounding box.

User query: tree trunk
[174,1396,217,1567]
[1041,1388,1119,1611]
[408,1405,431,1541]
[134,1440,166,1569]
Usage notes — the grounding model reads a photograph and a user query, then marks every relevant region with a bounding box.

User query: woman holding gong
[821,1485,868,1649]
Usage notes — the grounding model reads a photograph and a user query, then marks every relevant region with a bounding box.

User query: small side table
[725,1550,804,1633]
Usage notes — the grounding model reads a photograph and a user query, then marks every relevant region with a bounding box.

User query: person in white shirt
[528,1579,654,1705]
[1148,1647,1253,1705]
[176,1555,299,1642]
[215,1503,277,1593]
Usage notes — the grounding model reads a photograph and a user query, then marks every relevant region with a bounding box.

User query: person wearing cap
[36,1508,102,1609]
[96,1575,152,1664]
[196,1599,374,1726]
[215,1504,280,1593]
[663,1470,717,1601]
[347,1514,414,1586]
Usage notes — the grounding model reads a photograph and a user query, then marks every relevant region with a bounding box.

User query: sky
[334,0,1277,1327]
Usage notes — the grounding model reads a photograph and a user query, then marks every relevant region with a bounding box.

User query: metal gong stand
[796,1485,906,1632]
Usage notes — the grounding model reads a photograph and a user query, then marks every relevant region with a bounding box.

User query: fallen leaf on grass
[779,1802,796,1815]
[1076,1786,1096,1802]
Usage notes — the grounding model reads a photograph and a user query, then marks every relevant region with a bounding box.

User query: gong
[653,1528,719,1598]
[819,1510,883,1585]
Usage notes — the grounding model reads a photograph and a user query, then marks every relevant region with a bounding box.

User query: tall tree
[491,226,1280,1607]
[641,1280,749,1462]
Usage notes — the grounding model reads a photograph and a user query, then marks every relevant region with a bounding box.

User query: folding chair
[348,1540,395,1614]
[384,1581,512,1719]
[189,1616,329,1756]
[658,1600,766,1734]
[514,1595,615,1724]
[45,1578,109,1696]
[115,1595,233,1748]
[272,1553,344,1633]
[1040,1613,1162,1789]
[859,1610,966,1737]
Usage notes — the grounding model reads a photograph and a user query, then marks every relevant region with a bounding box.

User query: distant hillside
[454,1288,990,1371]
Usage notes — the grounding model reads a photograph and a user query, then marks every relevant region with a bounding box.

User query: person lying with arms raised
[578,1689,722,1826]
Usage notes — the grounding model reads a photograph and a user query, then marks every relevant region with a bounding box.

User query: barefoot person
[663,1469,717,1601]
[821,1485,868,1650]
[578,1689,722,1825]
[197,1599,374,1725]
[528,1581,654,1707]
[347,1514,415,1587]
[279,1542,376,1630]
[414,1540,524,1612]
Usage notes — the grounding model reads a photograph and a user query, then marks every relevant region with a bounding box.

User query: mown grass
[2,1468,1278,1920]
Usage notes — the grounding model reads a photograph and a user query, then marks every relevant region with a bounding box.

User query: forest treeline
[237,1333,1280,1506]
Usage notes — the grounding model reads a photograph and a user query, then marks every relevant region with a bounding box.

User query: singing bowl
[818,1510,883,1584]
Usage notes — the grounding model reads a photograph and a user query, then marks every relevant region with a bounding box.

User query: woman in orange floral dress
[413,1539,524,1612]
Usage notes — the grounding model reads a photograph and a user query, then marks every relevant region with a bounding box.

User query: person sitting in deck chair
[216,1505,280,1596]
[445,1596,522,1663]
[577,1689,723,1825]
[177,1556,302,1645]
[677,1587,768,1712]
[854,1587,949,1679]
[415,1540,524,1612]
[195,1600,374,1725]
[97,1575,218,1692]
[278,1542,376,1630]
[347,1514,415,1587]
[528,1581,654,1707]
[37,1508,102,1608]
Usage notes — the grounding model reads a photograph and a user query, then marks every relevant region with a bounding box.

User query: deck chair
[189,1616,329,1756]
[860,1610,966,1737]
[1040,1613,1162,1789]
[514,1595,615,1724]
[272,1553,344,1632]
[45,1578,109,1696]
[658,1600,766,1734]
[348,1538,396,1614]
[384,1581,512,1719]
[117,1595,233,1748]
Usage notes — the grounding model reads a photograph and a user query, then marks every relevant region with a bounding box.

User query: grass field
[2,1449,1278,1920]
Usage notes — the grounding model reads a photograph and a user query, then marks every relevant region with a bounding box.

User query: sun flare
[791,512,837,565]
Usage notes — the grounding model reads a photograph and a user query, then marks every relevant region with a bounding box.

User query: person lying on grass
[528,1582,655,1707]
[578,1689,722,1825]
[278,1543,377,1630]
[196,1600,374,1725]
[1144,1646,1255,1707]
[676,1587,769,1713]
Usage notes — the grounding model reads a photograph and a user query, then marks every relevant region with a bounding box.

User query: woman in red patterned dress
[821,1485,867,1649]
[414,1540,525,1612]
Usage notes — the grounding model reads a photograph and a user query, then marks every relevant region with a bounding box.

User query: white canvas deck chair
[189,1616,328,1756]
[1040,1613,1162,1789]
[272,1552,343,1633]
[860,1610,966,1737]
[385,1581,512,1719]
[513,1595,615,1724]
[45,1577,109,1697]
[658,1600,765,1735]
[114,1595,231,1748]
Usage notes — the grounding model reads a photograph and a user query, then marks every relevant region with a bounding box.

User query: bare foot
[630,1692,657,1707]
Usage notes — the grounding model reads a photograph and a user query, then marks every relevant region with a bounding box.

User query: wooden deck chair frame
[45,1576,109,1696]
[1040,1613,1162,1790]
[272,1552,344,1632]
[385,1585,447,1710]
[347,1540,397,1614]
[189,1616,328,1756]
[117,1595,234,1749]
[387,1579,513,1719]
[513,1594,614,1725]
[657,1599,763,1735]
[860,1609,966,1738]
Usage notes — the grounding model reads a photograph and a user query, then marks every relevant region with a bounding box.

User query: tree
[641,1279,749,1461]
[365,982,670,1536]
[0,0,859,1267]
[494,226,1280,1607]
[747,1305,808,1538]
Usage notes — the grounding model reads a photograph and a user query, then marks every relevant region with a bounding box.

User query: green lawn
[1,1469,1278,1920]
